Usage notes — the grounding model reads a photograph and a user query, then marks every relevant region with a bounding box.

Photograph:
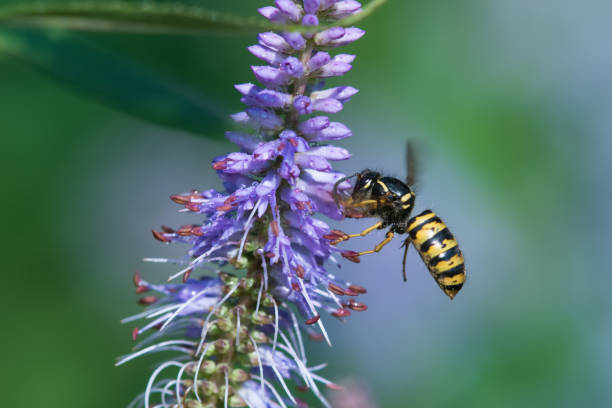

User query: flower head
[120,2,367,407]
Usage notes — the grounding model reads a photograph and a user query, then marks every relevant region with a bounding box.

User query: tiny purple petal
[248,45,284,65]
[333,54,356,64]
[303,0,320,13]
[253,139,282,161]
[230,111,250,125]
[225,131,261,153]
[252,66,292,87]
[302,14,319,26]
[314,27,345,46]
[306,145,351,160]
[295,153,332,171]
[281,56,304,78]
[307,51,331,71]
[258,32,293,53]
[246,107,284,129]
[282,32,306,50]
[329,27,366,47]
[311,85,358,102]
[311,97,343,113]
[329,0,362,18]
[258,6,287,23]
[234,83,260,96]
[319,0,336,9]
[275,0,302,22]
[293,96,313,115]
[279,129,298,140]
[256,171,281,196]
[310,121,352,141]
[297,116,330,134]
[255,89,293,108]
[318,60,352,77]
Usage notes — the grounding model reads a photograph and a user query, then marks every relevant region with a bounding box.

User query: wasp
[332,144,465,299]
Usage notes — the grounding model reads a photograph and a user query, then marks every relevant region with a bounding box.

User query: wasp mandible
[331,144,466,299]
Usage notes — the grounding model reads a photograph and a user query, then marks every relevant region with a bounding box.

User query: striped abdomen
[407,210,465,299]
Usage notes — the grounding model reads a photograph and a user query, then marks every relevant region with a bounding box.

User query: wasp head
[351,170,381,200]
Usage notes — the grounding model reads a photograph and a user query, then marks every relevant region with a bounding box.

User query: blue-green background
[2,0,611,406]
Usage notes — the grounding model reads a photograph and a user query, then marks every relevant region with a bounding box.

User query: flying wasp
[332,144,466,300]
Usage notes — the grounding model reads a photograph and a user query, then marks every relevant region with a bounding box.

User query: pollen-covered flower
[119,2,367,407]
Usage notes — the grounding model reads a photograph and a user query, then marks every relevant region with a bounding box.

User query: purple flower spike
[121,2,367,407]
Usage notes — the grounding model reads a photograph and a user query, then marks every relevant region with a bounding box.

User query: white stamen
[175,362,193,407]
[224,369,230,408]
[142,257,185,264]
[145,361,182,408]
[160,287,214,331]
[258,249,268,290]
[249,335,265,395]
[255,278,264,314]
[308,363,328,372]
[271,298,279,353]
[270,358,297,405]
[192,342,212,402]
[252,375,288,408]
[115,340,197,366]
[120,303,180,324]
[237,198,262,261]
[195,281,240,355]
[318,288,342,308]
[235,308,241,347]
[298,277,331,346]
[161,379,177,406]
[289,310,306,362]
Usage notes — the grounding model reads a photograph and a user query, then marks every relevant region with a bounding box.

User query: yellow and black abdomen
[407,210,465,299]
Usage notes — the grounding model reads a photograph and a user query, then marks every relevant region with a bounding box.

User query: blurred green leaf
[0,0,386,35]
[0,29,228,137]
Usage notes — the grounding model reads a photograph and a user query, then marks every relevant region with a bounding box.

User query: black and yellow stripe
[407,210,465,299]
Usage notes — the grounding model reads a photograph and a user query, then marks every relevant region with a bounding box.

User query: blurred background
[1,0,611,406]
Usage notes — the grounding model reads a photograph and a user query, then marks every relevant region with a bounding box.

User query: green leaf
[0,29,229,137]
[0,0,387,35]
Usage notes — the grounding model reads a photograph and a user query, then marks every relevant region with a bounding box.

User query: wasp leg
[331,221,383,245]
[357,230,395,256]
[401,238,411,282]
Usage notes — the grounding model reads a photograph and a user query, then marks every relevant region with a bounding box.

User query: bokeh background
[2,0,611,407]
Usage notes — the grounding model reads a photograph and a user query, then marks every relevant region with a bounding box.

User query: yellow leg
[332,221,383,245]
[357,231,395,256]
